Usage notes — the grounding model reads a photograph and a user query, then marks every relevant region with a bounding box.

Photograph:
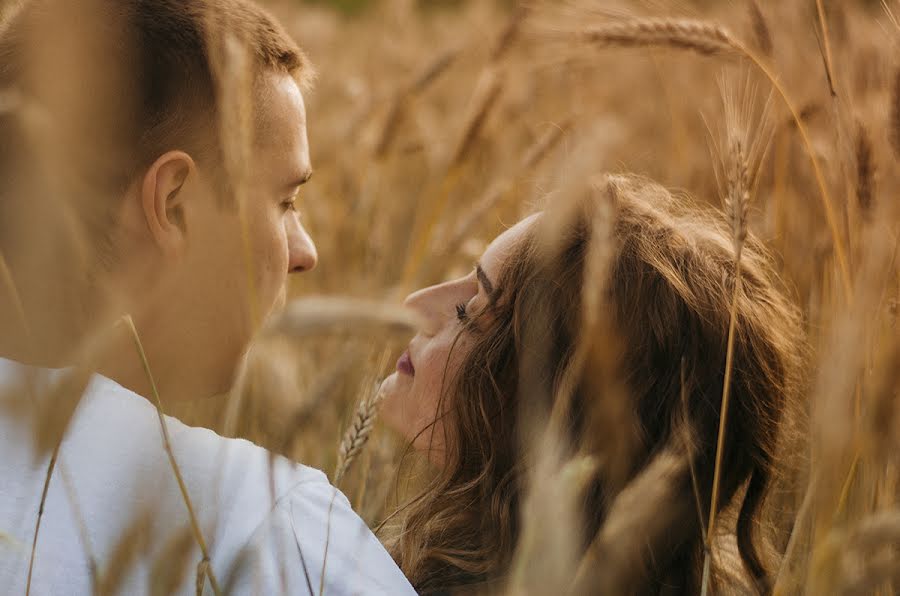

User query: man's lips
[396,350,415,376]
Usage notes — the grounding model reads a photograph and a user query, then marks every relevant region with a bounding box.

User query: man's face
[143,72,317,398]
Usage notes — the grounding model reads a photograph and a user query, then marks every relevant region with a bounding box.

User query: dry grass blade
[703,74,773,596]
[451,67,503,167]
[410,48,460,95]
[867,338,900,460]
[773,476,817,596]
[439,121,569,260]
[374,47,460,158]
[25,443,59,596]
[572,446,692,595]
[122,315,222,596]
[814,0,838,96]
[262,297,422,339]
[747,0,773,57]
[277,349,360,455]
[855,122,874,217]
[96,509,153,596]
[890,66,900,159]
[0,251,31,352]
[507,439,598,595]
[205,15,260,330]
[150,526,196,596]
[549,178,615,430]
[679,359,707,541]
[885,0,900,32]
[58,461,98,590]
[490,5,528,62]
[32,365,91,455]
[25,367,93,596]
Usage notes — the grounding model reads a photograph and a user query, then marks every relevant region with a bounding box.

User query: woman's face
[380,214,539,460]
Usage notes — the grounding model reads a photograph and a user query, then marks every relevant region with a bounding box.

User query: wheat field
[2,0,899,594]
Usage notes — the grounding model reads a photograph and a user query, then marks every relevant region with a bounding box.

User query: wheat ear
[334,382,386,487]
[575,19,738,56]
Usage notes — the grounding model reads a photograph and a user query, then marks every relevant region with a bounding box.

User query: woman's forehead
[480,213,541,276]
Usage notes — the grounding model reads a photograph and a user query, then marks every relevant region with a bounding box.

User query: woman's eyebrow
[476,263,495,296]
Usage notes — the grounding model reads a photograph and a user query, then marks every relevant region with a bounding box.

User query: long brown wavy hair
[387,174,805,595]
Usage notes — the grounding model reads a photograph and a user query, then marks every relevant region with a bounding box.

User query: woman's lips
[396,350,415,376]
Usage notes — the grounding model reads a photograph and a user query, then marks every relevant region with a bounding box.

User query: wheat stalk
[702,75,772,596]
[373,47,460,158]
[25,443,60,596]
[814,0,838,96]
[890,66,900,159]
[121,315,222,596]
[334,380,387,486]
[438,120,569,260]
[855,123,874,217]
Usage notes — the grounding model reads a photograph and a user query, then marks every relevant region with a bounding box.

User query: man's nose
[287,215,317,273]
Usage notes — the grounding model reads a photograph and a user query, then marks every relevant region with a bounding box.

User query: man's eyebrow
[476,263,495,297]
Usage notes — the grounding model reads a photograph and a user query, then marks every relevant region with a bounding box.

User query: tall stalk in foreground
[122,315,222,596]
[701,77,772,596]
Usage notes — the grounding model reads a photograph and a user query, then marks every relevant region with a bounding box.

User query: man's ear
[140,151,194,256]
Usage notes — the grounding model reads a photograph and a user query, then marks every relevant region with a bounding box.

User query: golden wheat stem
[0,252,33,354]
[747,0,773,56]
[25,442,60,596]
[890,66,900,159]
[814,0,838,96]
[58,461,98,589]
[401,164,466,288]
[121,315,222,596]
[702,259,742,595]
[772,475,816,596]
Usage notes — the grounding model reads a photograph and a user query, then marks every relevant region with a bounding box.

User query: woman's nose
[403,282,462,335]
[286,215,317,273]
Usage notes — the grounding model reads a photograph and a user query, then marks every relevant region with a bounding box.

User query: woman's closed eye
[456,302,469,321]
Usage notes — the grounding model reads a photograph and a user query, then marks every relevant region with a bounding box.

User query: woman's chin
[378,372,409,431]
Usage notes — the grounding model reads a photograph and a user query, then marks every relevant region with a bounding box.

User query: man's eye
[282,198,298,212]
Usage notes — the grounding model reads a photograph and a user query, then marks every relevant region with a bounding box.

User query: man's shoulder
[0,359,414,594]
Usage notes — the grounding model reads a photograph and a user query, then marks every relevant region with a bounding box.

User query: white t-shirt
[0,357,415,595]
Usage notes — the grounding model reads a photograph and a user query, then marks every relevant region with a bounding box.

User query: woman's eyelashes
[455,302,469,321]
